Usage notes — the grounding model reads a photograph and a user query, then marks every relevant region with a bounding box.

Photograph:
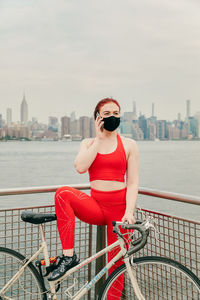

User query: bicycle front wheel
[0,247,47,300]
[99,256,200,300]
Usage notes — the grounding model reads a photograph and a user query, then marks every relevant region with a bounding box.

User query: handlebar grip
[127,224,149,255]
[121,220,143,228]
[112,220,143,227]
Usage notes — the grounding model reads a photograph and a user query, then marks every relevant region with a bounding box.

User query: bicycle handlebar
[112,220,150,255]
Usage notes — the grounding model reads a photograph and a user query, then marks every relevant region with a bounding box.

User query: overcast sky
[0,0,200,123]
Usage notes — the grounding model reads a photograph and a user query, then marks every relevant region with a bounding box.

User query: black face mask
[103,116,120,132]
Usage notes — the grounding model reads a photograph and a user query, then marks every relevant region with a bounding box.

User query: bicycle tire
[98,256,200,300]
[0,247,47,300]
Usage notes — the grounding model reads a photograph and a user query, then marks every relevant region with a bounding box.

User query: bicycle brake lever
[142,217,160,241]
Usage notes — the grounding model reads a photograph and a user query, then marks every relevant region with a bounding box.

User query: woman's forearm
[125,183,138,214]
[74,139,100,173]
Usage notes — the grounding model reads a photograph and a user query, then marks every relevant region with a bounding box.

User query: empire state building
[20,94,28,125]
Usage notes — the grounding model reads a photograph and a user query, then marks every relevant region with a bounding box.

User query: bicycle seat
[21,211,57,224]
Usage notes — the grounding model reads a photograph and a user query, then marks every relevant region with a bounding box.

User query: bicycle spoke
[0,248,45,300]
[99,257,200,299]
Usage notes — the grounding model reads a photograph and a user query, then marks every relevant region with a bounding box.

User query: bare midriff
[90,180,126,191]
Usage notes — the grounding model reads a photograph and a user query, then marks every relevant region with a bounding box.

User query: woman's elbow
[74,161,87,174]
[76,168,87,174]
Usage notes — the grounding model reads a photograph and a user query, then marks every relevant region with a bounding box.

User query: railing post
[95,225,106,299]
[88,224,93,300]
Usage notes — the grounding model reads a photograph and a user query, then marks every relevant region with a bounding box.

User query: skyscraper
[133,100,137,120]
[186,99,191,119]
[20,94,28,125]
[0,114,3,128]
[195,112,200,138]
[152,103,155,117]
[6,108,12,127]
[80,116,90,139]
[70,111,76,122]
[48,116,58,132]
[61,116,70,137]
[138,115,148,139]
[70,119,80,137]
[90,117,95,137]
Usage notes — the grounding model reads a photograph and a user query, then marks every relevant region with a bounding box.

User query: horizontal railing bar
[0,184,200,205]
[0,184,89,196]
[139,187,200,206]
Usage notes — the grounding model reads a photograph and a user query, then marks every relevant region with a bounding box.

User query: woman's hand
[121,210,136,224]
[95,115,104,139]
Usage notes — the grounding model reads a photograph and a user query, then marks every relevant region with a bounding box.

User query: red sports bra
[88,134,127,182]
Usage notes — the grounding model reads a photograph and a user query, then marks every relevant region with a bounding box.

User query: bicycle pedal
[35,257,58,277]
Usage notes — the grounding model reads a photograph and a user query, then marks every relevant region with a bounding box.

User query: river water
[0,140,200,221]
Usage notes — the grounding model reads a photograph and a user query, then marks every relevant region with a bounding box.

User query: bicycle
[0,211,200,300]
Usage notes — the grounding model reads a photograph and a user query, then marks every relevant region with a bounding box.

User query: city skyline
[1,0,200,123]
[1,96,200,141]
[1,94,200,125]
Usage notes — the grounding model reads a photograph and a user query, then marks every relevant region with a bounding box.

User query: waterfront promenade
[0,184,199,299]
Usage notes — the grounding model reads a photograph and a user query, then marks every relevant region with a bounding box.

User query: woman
[49,98,139,297]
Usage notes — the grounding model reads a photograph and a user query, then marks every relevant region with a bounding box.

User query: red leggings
[55,186,129,299]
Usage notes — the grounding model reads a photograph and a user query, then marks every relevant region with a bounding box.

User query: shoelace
[59,256,73,266]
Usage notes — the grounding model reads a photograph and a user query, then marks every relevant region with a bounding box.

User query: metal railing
[0,205,93,300]
[0,184,200,299]
[1,184,200,205]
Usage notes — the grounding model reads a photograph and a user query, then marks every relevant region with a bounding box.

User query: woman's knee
[54,186,77,204]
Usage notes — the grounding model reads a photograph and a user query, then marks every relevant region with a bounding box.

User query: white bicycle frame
[0,223,145,300]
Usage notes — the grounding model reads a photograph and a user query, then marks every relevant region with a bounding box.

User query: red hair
[94,98,121,120]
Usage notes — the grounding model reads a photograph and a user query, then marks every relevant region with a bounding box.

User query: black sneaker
[48,253,80,281]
